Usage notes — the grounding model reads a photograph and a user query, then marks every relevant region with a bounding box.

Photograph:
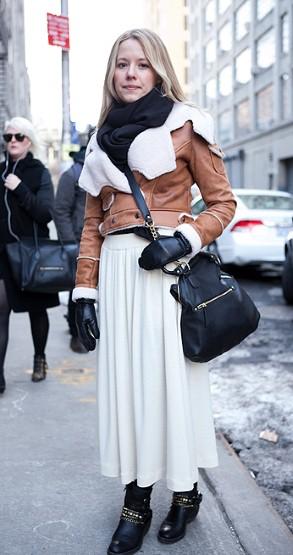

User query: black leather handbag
[164,252,260,362]
[125,167,260,363]
[6,224,78,294]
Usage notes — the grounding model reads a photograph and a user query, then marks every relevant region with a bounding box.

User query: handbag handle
[32,219,67,252]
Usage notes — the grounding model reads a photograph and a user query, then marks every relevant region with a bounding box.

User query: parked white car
[191,189,293,266]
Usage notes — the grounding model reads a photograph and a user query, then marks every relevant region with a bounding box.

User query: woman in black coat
[0,116,59,394]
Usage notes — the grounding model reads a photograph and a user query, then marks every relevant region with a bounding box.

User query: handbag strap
[124,166,159,241]
[124,165,190,276]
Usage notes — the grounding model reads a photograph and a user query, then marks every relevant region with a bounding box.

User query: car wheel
[207,241,222,263]
[282,254,293,305]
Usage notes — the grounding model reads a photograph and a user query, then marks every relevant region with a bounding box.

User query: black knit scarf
[97,88,174,171]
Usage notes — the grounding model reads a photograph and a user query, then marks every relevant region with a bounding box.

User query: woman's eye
[117,63,127,69]
[139,63,149,69]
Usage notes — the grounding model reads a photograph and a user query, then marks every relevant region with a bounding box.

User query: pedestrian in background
[73,29,236,555]
[0,117,59,394]
[54,146,87,353]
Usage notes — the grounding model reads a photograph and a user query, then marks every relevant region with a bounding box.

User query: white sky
[24,0,146,132]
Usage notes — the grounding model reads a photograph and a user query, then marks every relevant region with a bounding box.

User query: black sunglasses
[3,133,26,143]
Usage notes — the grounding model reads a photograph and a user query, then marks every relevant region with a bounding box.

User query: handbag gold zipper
[194,287,234,311]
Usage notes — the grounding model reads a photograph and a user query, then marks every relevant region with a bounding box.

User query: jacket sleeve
[54,171,76,242]
[176,127,236,251]
[12,168,54,224]
[72,192,104,301]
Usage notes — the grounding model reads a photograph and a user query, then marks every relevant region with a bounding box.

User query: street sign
[47,13,70,50]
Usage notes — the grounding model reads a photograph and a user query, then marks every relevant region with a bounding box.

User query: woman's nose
[126,64,137,79]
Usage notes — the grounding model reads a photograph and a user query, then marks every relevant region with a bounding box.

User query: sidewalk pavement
[1,304,292,555]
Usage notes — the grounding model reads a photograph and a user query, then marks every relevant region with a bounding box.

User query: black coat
[0,152,59,312]
[54,162,86,242]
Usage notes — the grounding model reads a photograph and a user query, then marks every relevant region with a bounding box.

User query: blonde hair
[98,28,186,127]
[4,116,38,153]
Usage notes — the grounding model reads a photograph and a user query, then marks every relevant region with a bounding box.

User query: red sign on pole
[47,13,70,50]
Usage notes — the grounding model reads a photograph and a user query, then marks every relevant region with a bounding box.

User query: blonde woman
[0,117,58,393]
[73,29,236,554]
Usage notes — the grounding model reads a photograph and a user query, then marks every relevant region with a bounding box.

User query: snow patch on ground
[209,311,293,532]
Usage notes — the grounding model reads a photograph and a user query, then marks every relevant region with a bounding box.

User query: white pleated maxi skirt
[96,232,218,492]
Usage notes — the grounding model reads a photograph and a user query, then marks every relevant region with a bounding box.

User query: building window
[236,99,250,136]
[235,1,250,41]
[218,111,233,143]
[193,16,199,40]
[256,84,273,129]
[235,49,251,84]
[204,0,216,31]
[218,0,231,15]
[256,28,275,69]
[281,13,289,54]
[219,65,232,97]
[205,39,216,68]
[219,22,232,53]
[205,78,217,107]
[257,0,274,20]
[256,0,275,19]
[281,74,290,120]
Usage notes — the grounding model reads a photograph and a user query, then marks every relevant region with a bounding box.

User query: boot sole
[31,374,46,382]
[157,509,199,544]
[107,514,152,555]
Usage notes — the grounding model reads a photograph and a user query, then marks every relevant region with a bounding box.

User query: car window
[237,194,293,210]
[191,198,207,215]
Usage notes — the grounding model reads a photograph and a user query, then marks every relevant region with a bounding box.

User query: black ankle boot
[32,355,48,382]
[107,481,153,555]
[158,483,202,544]
[0,371,6,394]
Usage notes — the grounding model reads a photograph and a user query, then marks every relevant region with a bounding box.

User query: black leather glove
[138,231,191,271]
[75,298,100,351]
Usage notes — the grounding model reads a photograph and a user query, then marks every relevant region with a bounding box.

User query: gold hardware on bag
[145,218,159,240]
[194,287,234,311]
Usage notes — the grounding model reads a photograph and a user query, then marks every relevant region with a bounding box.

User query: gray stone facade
[0,0,30,153]
[189,0,293,192]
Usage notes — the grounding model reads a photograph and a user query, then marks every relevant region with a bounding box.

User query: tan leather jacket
[74,115,236,299]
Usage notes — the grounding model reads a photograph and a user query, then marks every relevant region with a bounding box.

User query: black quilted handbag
[125,166,260,363]
[6,226,78,294]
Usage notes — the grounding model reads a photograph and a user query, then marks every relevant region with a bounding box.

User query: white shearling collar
[79,102,215,197]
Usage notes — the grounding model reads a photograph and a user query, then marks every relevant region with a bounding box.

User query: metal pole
[61,0,70,155]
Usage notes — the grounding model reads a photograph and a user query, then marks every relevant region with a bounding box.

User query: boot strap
[121,506,147,525]
[172,492,201,508]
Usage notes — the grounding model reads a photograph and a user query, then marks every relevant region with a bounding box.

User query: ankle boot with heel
[108,480,153,555]
[32,355,48,382]
[158,482,202,544]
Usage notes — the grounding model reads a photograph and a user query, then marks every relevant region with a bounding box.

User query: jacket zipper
[194,287,234,311]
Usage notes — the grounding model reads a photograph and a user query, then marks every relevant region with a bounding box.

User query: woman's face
[113,38,157,103]
[4,127,31,160]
